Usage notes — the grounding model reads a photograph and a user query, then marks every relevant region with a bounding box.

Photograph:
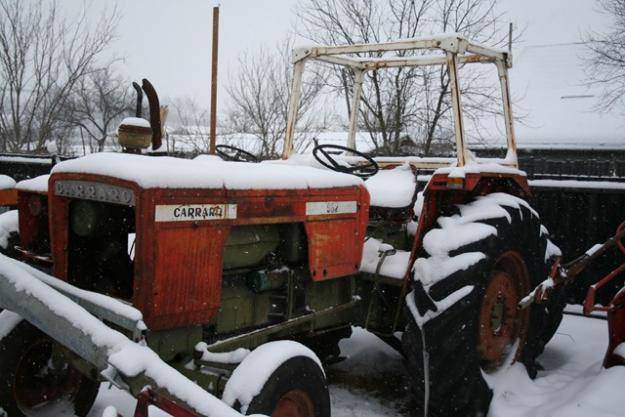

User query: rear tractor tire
[0,320,100,417]
[222,341,330,417]
[402,193,566,417]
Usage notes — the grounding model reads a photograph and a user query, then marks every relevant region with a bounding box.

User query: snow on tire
[222,340,330,417]
[402,193,565,417]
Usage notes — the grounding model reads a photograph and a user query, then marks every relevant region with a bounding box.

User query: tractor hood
[51,152,363,191]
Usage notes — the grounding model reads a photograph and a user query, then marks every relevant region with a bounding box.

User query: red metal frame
[426,172,531,197]
[132,389,202,417]
[583,221,625,367]
[408,172,531,264]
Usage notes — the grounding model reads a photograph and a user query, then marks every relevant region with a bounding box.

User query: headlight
[71,200,103,237]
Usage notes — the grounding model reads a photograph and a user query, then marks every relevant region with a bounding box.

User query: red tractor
[0,35,620,417]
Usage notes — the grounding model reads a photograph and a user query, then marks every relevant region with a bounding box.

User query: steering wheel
[215,144,259,163]
[312,144,379,179]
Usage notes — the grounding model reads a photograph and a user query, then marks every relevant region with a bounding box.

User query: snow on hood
[0,175,16,190]
[52,153,363,190]
[16,174,49,194]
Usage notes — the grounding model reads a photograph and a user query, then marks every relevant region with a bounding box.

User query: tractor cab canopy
[282,34,518,171]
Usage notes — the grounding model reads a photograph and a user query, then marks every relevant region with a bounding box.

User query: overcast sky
[79,0,607,106]
[62,0,622,142]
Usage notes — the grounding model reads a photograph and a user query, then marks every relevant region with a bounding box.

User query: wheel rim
[271,389,315,417]
[13,339,84,414]
[479,251,530,371]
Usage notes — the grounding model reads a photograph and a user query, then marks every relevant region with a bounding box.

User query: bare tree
[0,0,118,153]
[585,0,625,112]
[167,97,210,154]
[297,0,510,155]
[64,68,132,154]
[225,38,326,159]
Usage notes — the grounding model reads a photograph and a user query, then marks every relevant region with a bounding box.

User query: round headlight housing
[71,200,103,237]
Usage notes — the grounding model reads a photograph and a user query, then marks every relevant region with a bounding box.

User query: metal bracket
[292,47,313,63]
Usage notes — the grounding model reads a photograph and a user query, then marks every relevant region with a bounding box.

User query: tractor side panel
[17,190,48,252]
[305,219,364,281]
[304,185,369,282]
[142,224,228,330]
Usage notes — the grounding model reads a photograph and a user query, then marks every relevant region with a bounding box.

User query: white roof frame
[282,34,517,169]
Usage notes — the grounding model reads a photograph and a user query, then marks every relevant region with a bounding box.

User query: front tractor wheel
[222,341,330,417]
[0,320,100,417]
[402,193,566,417]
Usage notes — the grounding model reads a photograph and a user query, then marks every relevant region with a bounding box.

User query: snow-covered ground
[86,312,624,417]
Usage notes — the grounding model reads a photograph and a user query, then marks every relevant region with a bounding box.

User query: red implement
[132,390,203,417]
[583,220,625,367]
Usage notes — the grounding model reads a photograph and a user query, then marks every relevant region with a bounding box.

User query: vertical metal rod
[496,61,518,166]
[347,69,365,149]
[209,6,220,155]
[447,52,466,166]
[282,60,306,159]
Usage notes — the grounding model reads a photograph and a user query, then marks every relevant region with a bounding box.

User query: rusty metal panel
[304,185,369,282]
[305,218,364,281]
[0,189,17,206]
[141,224,228,330]
[17,190,48,252]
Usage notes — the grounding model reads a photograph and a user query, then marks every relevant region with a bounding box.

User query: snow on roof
[0,155,52,164]
[51,152,363,190]
[529,179,625,190]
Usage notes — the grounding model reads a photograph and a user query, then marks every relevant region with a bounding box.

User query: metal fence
[518,149,625,180]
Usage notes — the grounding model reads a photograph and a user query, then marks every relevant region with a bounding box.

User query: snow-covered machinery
[521,220,625,368]
[0,34,602,417]
[0,175,17,222]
